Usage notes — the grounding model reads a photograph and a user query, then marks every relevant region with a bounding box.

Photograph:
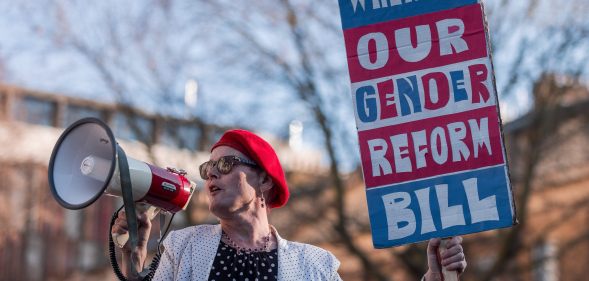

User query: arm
[423,236,467,281]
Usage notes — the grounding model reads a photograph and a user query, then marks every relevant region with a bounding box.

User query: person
[112,129,467,281]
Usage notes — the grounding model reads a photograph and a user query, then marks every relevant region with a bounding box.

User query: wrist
[122,248,147,269]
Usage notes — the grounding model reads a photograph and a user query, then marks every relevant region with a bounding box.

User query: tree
[475,1,589,280]
[191,0,409,279]
[3,1,220,163]
[188,0,589,280]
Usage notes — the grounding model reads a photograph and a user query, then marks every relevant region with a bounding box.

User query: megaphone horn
[48,117,199,247]
[48,117,197,212]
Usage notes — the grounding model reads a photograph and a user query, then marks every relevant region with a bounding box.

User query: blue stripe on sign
[338,0,479,30]
[366,165,514,248]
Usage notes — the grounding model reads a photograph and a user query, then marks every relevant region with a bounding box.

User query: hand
[111,208,152,275]
[425,236,467,281]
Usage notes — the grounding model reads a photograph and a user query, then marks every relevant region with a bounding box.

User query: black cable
[108,205,173,281]
[109,205,128,281]
[158,213,176,256]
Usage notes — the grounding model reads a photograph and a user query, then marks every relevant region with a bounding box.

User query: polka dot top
[208,239,278,281]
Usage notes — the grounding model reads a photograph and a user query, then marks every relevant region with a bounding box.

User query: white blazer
[152,224,342,281]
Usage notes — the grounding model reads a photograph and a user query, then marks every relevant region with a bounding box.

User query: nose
[206,163,220,180]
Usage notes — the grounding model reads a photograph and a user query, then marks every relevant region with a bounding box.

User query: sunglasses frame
[199,155,258,180]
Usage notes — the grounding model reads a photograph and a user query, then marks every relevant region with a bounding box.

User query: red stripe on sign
[358,106,504,188]
[344,4,487,83]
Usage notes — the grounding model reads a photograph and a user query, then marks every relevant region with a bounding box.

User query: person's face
[203,146,261,217]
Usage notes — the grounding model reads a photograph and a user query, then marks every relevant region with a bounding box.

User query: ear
[258,171,274,193]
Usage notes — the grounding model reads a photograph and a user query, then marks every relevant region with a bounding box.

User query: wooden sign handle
[440,238,459,281]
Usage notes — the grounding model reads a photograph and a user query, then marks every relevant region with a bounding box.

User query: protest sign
[338,0,517,248]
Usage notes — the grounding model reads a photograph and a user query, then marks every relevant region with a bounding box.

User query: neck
[220,210,272,249]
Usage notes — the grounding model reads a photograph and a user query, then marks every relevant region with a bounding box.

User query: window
[13,96,56,126]
[160,122,200,151]
[113,113,154,144]
[63,105,104,127]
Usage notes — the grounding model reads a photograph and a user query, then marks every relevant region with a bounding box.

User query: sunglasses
[199,155,258,180]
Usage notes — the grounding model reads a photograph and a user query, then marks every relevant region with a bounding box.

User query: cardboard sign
[338,0,517,248]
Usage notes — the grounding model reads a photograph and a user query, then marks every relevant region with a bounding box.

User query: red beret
[211,129,289,208]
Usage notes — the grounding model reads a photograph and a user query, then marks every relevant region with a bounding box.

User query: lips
[209,184,222,195]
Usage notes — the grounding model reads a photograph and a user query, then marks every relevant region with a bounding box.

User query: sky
[1,0,588,170]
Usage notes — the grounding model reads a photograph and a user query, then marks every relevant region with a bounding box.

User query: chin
[209,201,230,216]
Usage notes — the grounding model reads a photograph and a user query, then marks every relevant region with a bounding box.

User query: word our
[344,4,486,83]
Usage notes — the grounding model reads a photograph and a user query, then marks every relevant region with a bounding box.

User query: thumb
[427,238,442,274]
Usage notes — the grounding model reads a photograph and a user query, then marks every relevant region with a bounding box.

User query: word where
[349,0,418,13]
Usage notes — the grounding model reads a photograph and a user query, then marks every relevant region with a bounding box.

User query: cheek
[240,177,260,197]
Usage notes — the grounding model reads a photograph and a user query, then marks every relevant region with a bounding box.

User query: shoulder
[155,225,221,280]
[274,228,339,268]
[288,241,339,264]
[281,240,340,270]
[163,224,220,250]
[278,240,341,280]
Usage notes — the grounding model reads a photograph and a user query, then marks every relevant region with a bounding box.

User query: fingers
[441,250,464,266]
[111,209,152,235]
[443,236,463,251]
[444,260,467,274]
[112,212,129,234]
[440,239,462,260]
[440,236,467,274]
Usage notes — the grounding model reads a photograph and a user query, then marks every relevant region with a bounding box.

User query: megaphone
[48,117,198,246]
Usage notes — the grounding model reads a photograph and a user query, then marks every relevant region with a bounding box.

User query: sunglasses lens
[217,157,234,174]
[199,162,210,180]
[199,156,252,180]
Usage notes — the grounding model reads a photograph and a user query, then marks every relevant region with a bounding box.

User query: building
[4,75,588,281]
[0,84,325,281]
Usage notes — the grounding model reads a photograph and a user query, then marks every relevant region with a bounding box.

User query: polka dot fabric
[151,224,342,281]
[208,240,278,281]
[276,241,341,281]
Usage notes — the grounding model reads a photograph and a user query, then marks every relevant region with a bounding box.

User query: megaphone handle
[117,145,142,276]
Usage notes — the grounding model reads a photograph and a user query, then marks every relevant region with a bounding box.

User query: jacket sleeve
[330,270,344,281]
[150,230,181,281]
[151,245,176,281]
